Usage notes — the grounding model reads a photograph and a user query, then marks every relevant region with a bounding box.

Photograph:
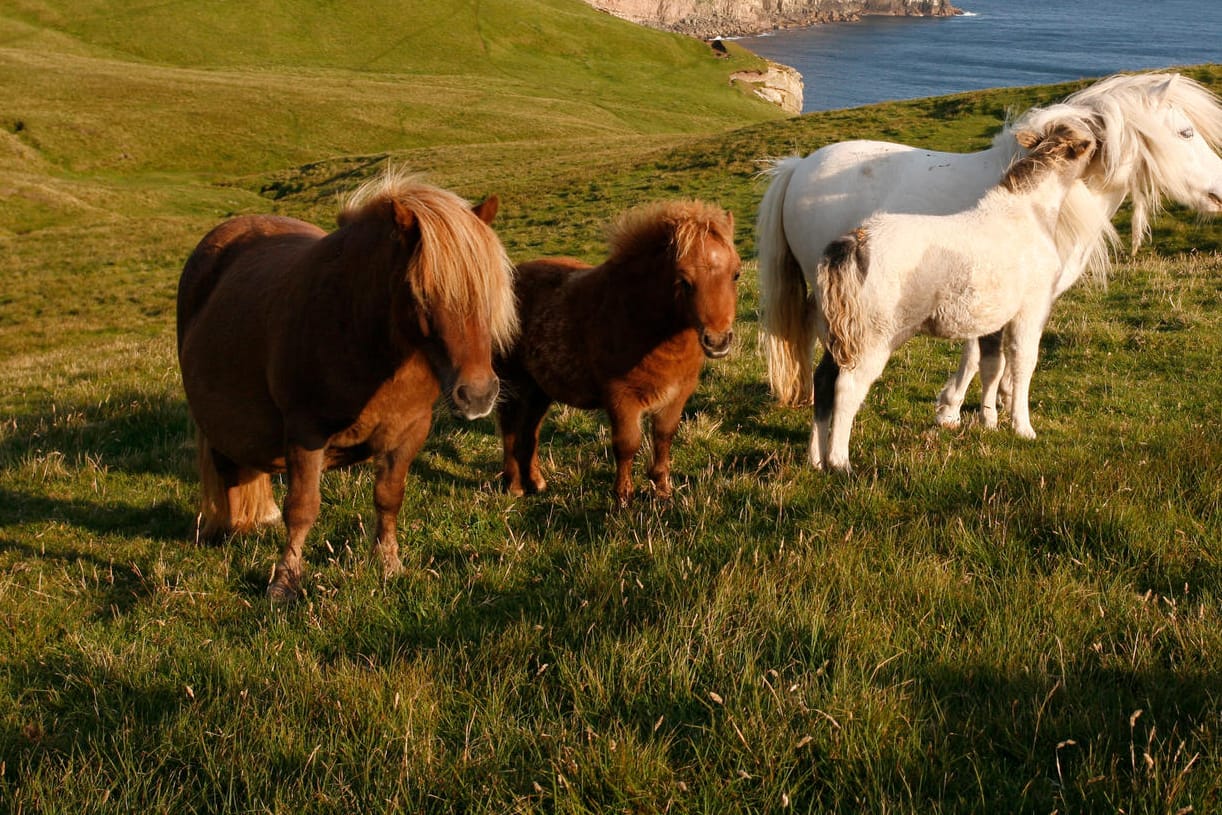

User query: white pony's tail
[757,157,816,406]
[817,228,870,369]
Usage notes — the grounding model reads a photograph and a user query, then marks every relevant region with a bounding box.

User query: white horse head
[1019,72,1222,255]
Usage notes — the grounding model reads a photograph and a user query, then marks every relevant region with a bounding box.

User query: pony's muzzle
[452,376,500,419]
[700,329,734,359]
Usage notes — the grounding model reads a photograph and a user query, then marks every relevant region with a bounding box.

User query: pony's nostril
[702,330,733,358]
[452,377,499,419]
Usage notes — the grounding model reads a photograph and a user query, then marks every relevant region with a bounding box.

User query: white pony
[810,120,1097,473]
[758,72,1222,427]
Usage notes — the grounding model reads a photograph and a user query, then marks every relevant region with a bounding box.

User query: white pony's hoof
[934,406,961,428]
[980,407,1000,429]
[1012,424,1037,440]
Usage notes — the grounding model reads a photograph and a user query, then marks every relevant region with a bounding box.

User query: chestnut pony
[496,200,740,506]
[177,173,517,601]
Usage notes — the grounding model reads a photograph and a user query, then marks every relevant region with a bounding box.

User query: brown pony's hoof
[649,477,673,500]
[267,569,302,604]
[501,472,523,497]
[373,546,404,578]
[501,474,547,497]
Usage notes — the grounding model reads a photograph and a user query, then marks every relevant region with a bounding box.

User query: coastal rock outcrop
[731,62,804,114]
[586,0,959,38]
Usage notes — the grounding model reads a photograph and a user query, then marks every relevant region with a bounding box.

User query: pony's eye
[732,270,741,282]
[1180,127,1195,139]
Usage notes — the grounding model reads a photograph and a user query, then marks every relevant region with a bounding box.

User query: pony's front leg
[1002,317,1047,440]
[976,331,1006,429]
[825,346,890,474]
[268,444,325,603]
[934,339,980,428]
[372,419,430,578]
[647,394,690,500]
[607,403,644,507]
[810,351,839,468]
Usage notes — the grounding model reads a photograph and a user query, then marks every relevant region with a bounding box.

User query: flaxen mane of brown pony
[496,199,740,506]
[177,170,516,602]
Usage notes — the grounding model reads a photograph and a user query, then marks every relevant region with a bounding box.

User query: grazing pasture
[0,5,1219,810]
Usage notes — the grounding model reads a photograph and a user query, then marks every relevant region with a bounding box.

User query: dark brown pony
[177,172,518,601]
[496,200,740,506]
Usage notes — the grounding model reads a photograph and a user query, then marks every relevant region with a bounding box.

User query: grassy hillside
[2,3,1221,809]
[0,0,780,354]
[0,0,780,176]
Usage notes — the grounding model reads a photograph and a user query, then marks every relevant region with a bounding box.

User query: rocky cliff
[587,0,959,38]
[729,63,804,114]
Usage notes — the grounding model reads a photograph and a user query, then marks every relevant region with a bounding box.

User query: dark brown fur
[177,175,514,601]
[496,200,740,506]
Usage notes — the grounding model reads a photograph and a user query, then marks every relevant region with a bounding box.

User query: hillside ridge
[586,0,959,37]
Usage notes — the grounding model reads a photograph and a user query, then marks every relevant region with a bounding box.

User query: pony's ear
[1049,123,1096,160]
[391,199,417,237]
[1065,136,1096,160]
[1151,75,1176,107]
[472,195,499,225]
[1014,129,1042,150]
[724,210,735,233]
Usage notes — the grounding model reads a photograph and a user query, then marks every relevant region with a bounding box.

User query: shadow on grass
[1,390,193,479]
[893,659,1221,812]
[0,488,194,544]
[0,535,162,619]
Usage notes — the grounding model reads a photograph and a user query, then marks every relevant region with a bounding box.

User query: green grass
[1,3,1221,810]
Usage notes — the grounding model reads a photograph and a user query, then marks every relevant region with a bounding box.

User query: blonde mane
[341,170,518,352]
[1013,73,1222,264]
[1063,72,1222,252]
[606,200,734,266]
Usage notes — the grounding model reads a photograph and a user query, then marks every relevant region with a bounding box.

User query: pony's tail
[194,425,280,543]
[757,156,817,406]
[817,228,870,370]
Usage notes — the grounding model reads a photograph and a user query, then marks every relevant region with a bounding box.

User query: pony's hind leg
[825,345,890,474]
[935,339,981,428]
[810,350,839,469]
[497,386,550,496]
[195,431,280,543]
[976,331,1006,429]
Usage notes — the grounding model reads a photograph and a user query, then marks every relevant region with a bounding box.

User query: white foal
[809,120,1098,474]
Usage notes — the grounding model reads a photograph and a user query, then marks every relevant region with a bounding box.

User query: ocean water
[737,0,1222,112]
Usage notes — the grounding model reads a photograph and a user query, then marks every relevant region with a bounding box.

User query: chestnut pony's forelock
[341,170,518,351]
[606,200,734,266]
